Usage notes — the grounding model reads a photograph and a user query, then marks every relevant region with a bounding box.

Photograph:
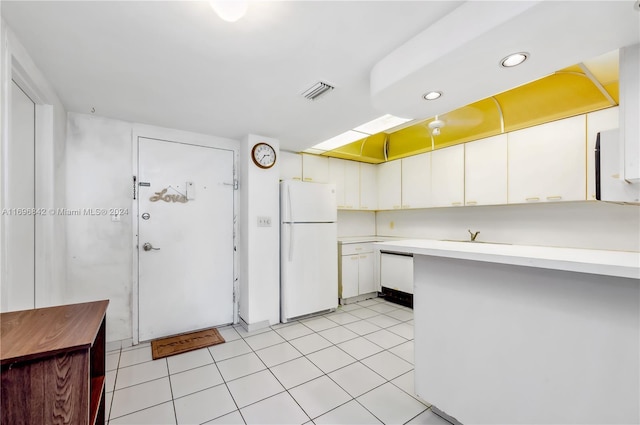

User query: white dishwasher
[380,251,414,308]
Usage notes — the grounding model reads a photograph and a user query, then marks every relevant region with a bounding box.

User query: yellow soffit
[321,51,619,163]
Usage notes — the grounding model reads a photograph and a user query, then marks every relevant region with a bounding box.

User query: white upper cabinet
[279,151,302,181]
[377,159,402,210]
[328,158,359,209]
[431,145,464,207]
[328,158,345,207]
[402,152,432,209]
[464,134,508,206]
[302,154,329,183]
[508,115,587,204]
[344,161,360,209]
[359,162,378,210]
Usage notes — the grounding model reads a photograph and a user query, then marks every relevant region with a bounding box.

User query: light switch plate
[257,216,272,227]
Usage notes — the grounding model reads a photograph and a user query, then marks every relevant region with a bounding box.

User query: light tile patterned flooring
[105,297,453,425]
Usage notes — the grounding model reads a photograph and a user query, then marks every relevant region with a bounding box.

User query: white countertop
[374,239,640,280]
[338,236,404,244]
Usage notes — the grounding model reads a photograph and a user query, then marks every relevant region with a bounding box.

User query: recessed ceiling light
[500,52,529,68]
[423,91,442,101]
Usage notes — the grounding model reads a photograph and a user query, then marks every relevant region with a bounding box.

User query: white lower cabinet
[339,243,376,303]
[508,115,587,204]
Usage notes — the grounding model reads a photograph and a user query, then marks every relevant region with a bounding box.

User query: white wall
[337,210,376,237]
[0,22,67,310]
[238,135,280,328]
[66,113,134,341]
[377,201,640,252]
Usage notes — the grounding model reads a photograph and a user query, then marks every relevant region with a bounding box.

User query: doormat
[151,328,225,360]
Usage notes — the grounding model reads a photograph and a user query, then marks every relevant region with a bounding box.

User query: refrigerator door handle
[288,223,294,262]
[287,185,293,223]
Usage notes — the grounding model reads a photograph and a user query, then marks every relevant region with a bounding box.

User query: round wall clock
[251,142,276,169]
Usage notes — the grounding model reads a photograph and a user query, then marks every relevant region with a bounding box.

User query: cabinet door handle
[526,197,540,202]
[351,257,359,261]
[546,195,563,201]
[303,177,312,181]
[451,202,462,206]
[400,205,409,209]
[466,201,477,205]
[355,247,362,251]
[359,255,367,259]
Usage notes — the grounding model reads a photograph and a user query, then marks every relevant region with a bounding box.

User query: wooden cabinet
[339,243,376,303]
[359,163,377,210]
[508,115,587,204]
[402,152,432,209]
[431,144,464,207]
[1,300,109,425]
[465,134,508,206]
[377,160,402,210]
[279,151,302,181]
[302,154,329,183]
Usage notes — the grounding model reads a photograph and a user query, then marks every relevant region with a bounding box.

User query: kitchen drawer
[341,243,373,256]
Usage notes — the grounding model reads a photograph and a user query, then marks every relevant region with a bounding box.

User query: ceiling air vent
[301,81,334,101]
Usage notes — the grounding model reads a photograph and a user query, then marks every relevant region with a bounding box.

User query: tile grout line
[108,299,415,424]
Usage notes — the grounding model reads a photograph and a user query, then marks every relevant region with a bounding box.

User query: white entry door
[137,137,234,341]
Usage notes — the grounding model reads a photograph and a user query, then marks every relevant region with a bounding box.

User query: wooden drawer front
[341,243,373,256]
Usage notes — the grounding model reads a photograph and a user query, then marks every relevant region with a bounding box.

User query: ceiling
[1,1,639,154]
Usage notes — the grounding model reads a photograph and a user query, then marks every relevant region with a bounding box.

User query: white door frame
[0,27,58,311]
[130,125,239,345]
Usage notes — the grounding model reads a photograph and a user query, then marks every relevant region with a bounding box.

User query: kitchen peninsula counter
[374,239,639,279]
[377,239,640,425]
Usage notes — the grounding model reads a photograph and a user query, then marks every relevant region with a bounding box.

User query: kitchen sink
[440,239,512,245]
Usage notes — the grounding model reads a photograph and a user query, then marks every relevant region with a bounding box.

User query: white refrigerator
[280,180,338,322]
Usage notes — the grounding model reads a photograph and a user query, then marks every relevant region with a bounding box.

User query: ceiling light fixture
[210,0,248,23]
[305,114,412,153]
[353,114,412,134]
[500,52,529,68]
[423,91,442,101]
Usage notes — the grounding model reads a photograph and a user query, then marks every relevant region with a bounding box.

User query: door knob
[142,242,160,251]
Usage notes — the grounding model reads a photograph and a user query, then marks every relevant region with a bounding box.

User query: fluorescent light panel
[353,114,412,135]
[309,130,368,152]
[307,114,411,153]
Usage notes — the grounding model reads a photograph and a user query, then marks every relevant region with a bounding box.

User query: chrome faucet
[468,229,480,242]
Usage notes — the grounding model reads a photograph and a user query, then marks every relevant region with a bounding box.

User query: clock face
[252,143,276,169]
